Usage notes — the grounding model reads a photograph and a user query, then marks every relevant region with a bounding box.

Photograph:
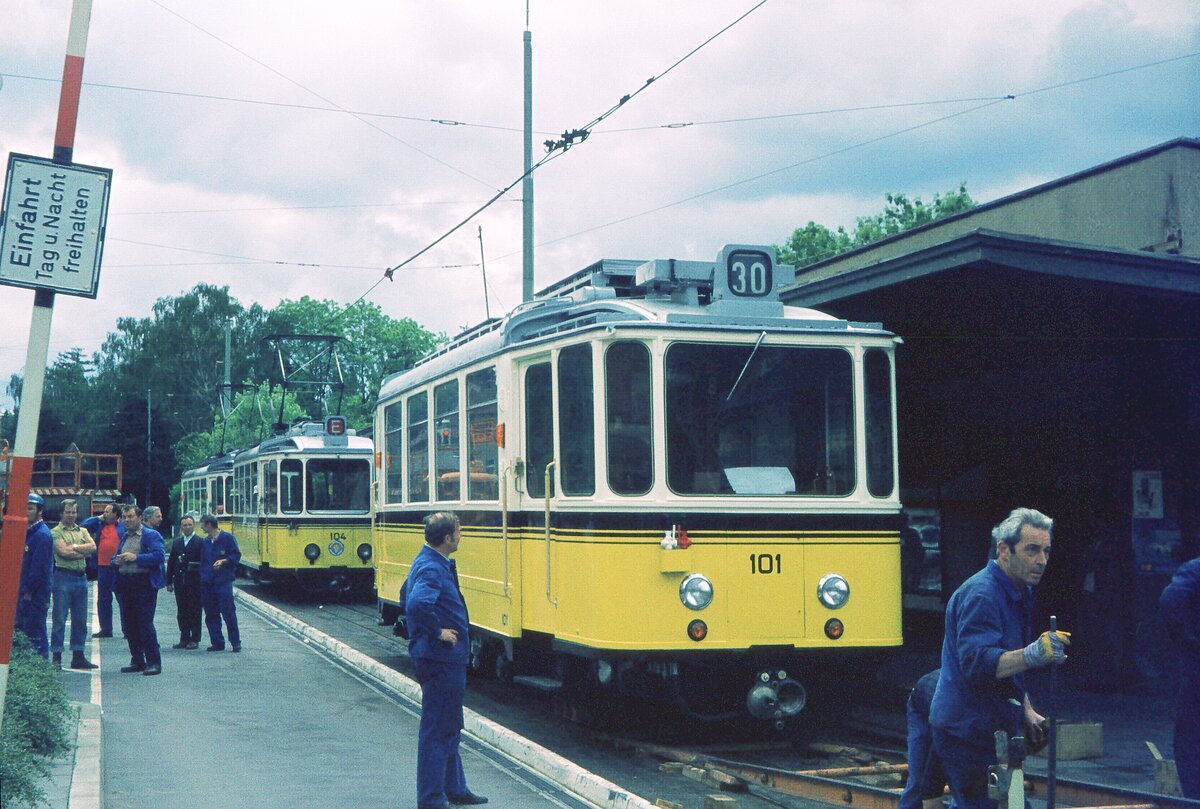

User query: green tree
[173,382,310,473]
[262,297,441,429]
[779,183,975,268]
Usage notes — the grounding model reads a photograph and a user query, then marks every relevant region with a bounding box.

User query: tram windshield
[306,458,371,512]
[665,343,856,496]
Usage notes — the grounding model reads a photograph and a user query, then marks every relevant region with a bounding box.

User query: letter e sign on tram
[0,153,113,298]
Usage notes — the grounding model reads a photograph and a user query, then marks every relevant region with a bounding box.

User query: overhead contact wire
[343,0,773,319]
[148,0,498,190]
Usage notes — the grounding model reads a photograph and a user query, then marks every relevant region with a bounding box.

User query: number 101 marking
[750,553,781,574]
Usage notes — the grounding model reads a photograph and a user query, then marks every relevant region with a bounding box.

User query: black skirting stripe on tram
[375,509,899,533]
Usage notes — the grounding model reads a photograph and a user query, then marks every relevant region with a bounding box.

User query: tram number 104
[749,553,782,574]
[727,251,773,298]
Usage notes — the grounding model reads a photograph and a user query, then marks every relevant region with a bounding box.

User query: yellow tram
[230,417,374,593]
[180,450,237,534]
[374,245,902,724]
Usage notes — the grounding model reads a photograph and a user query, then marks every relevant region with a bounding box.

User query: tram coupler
[987,730,1027,809]
[745,669,807,728]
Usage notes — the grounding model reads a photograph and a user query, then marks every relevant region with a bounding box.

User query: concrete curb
[70,702,103,809]
[234,589,656,809]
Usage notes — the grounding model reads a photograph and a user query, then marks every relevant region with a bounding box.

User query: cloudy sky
[2,1,1198,408]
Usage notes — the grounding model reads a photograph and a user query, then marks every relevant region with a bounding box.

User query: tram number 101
[749,553,782,574]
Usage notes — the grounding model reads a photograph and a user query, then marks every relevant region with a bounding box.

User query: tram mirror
[724,466,796,495]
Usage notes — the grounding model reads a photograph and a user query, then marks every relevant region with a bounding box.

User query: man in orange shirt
[82,503,125,638]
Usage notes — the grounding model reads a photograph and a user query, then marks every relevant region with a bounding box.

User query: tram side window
[307,459,371,512]
[384,401,404,503]
[664,343,855,496]
[280,459,303,514]
[232,467,244,514]
[606,342,653,495]
[466,368,498,500]
[408,392,430,502]
[559,345,595,496]
[525,363,554,498]
[221,476,231,515]
[864,349,895,498]
[434,380,461,500]
[263,460,278,514]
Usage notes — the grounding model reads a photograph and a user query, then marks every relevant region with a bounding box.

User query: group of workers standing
[900,506,1199,809]
[15,496,242,676]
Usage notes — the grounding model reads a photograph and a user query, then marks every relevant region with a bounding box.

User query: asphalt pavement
[41,582,624,809]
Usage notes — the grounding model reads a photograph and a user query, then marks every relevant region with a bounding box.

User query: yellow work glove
[1023,629,1071,668]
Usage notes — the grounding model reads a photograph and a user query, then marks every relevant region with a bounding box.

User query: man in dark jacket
[113,504,166,675]
[17,494,54,659]
[406,512,487,809]
[198,514,241,652]
[1160,554,1200,799]
[166,513,204,649]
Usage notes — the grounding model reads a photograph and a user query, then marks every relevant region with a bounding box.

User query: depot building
[781,137,1200,691]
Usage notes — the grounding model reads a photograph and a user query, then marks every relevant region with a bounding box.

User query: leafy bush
[0,634,74,808]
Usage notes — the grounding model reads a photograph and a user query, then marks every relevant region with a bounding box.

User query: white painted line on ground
[234,589,657,809]
[89,581,102,705]
[70,702,102,809]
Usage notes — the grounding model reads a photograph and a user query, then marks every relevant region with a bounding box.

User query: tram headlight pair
[679,573,713,610]
[817,573,850,609]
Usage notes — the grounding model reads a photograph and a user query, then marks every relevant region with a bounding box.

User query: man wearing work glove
[930,507,1069,809]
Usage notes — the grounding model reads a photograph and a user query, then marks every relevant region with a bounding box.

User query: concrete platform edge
[234,589,655,809]
[70,701,103,809]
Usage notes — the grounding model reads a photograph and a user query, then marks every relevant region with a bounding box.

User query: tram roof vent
[635,258,713,306]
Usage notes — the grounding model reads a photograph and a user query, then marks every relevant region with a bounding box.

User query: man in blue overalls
[198,514,241,653]
[930,507,1070,809]
[1160,552,1200,799]
[17,494,54,658]
[406,512,487,809]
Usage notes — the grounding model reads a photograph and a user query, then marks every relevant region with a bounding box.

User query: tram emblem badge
[328,540,345,557]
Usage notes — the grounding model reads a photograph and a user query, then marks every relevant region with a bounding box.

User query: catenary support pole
[521,9,534,302]
[0,0,94,723]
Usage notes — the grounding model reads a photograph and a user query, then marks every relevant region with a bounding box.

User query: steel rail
[636,743,1200,809]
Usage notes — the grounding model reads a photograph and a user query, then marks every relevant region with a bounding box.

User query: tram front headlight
[817,573,849,609]
[357,543,372,562]
[679,573,713,611]
[304,543,321,563]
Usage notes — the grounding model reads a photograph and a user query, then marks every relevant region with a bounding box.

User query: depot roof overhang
[781,229,1200,341]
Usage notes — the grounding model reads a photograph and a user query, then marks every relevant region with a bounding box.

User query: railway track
[629,741,1200,809]
[238,585,1195,809]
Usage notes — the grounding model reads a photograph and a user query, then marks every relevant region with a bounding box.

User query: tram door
[256,461,272,563]
[520,359,558,626]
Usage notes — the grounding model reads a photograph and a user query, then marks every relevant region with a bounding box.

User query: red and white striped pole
[0,0,94,721]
